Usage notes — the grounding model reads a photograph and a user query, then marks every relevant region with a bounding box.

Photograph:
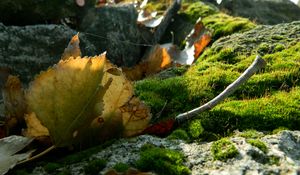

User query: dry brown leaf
[194,33,211,59]
[163,18,211,65]
[90,61,151,139]
[123,45,172,81]
[2,75,26,121]
[26,55,107,147]
[2,75,26,135]
[61,33,81,60]
[23,112,49,138]
[120,97,151,137]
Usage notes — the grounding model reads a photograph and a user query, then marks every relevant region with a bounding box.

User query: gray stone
[0,0,95,26]
[26,131,300,174]
[220,0,300,25]
[0,23,96,83]
[79,4,142,67]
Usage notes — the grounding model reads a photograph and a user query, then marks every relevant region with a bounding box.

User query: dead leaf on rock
[26,55,107,147]
[123,45,172,81]
[61,33,81,60]
[164,18,212,65]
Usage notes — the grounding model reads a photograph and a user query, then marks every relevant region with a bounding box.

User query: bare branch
[176,55,266,124]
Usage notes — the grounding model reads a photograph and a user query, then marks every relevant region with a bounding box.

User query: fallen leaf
[0,135,33,175]
[26,55,107,147]
[2,75,26,135]
[120,97,151,137]
[2,75,26,122]
[165,18,212,65]
[123,45,172,81]
[142,119,175,136]
[193,33,211,59]
[61,33,81,60]
[23,112,49,138]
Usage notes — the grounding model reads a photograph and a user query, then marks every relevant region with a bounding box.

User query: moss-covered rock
[211,138,238,161]
[167,129,190,141]
[135,21,300,137]
[135,144,190,175]
[246,139,268,153]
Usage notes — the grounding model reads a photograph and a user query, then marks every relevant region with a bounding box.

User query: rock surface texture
[220,0,300,25]
[28,131,300,175]
[0,23,96,83]
[80,4,142,67]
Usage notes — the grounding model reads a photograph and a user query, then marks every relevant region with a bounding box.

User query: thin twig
[176,55,266,124]
[18,145,56,164]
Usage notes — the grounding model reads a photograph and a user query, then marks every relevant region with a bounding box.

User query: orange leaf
[123,45,172,81]
[23,112,49,138]
[61,33,81,60]
[194,34,212,60]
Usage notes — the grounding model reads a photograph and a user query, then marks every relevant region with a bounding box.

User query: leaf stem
[18,145,56,164]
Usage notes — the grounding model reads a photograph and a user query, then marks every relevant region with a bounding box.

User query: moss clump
[135,77,196,118]
[84,159,106,175]
[136,145,190,175]
[247,139,268,153]
[272,127,289,134]
[268,155,280,165]
[113,163,130,173]
[167,129,190,141]
[239,130,264,139]
[183,1,218,22]
[187,119,204,139]
[211,138,239,161]
[202,13,256,40]
[201,88,300,133]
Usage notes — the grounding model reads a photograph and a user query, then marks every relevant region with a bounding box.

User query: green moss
[113,163,130,172]
[60,140,115,164]
[136,145,190,175]
[183,1,218,22]
[167,129,190,141]
[274,43,285,52]
[135,25,300,136]
[43,162,63,173]
[272,126,289,134]
[247,139,268,153]
[268,155,280,165]
[135,77,196,118]
[211,138,239,161]
[200,88,300,134]
[258,43,271,54]
[239,130,264,139]
[187,119,204,139]
[84,159,106,175]
[202,13,256,40]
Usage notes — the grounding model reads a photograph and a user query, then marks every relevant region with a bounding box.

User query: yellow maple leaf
[26,55,107,147]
